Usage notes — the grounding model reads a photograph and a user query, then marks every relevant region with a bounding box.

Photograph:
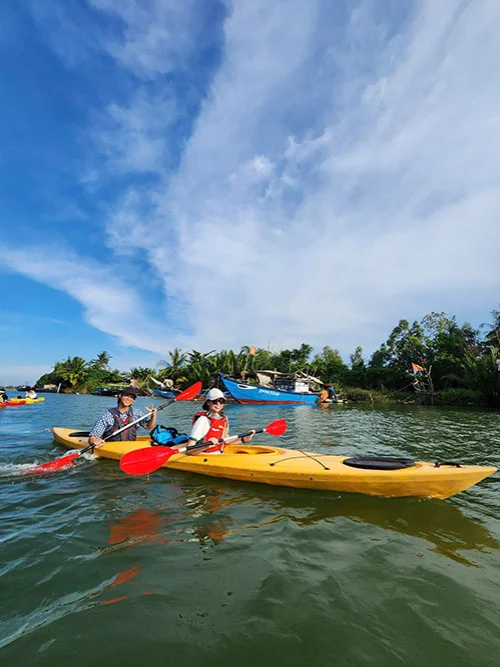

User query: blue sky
[1,0,499,386]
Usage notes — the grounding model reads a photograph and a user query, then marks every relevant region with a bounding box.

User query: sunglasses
[122,393,136,400]
[210,398,225,405]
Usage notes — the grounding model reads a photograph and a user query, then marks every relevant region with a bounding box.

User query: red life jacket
[192,411,228,452]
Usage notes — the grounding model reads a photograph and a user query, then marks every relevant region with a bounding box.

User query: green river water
[1,394,499,666]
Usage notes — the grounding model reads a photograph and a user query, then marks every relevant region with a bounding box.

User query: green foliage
[462,346,500,407]
[130,367,157,382]
[341,388,374,403]
[365,366,409,390]
[310,346,349,384]
[34,308,500,408]
[484,307,500,348]
[56,357,88,389]
[436,388,485,406]
[88,351,112,370]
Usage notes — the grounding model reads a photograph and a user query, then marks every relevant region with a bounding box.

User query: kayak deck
[52,427,497,500]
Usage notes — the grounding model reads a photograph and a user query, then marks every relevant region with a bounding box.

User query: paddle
[24,382,202,474]
[119,418,287,476]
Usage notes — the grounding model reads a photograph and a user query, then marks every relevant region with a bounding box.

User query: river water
[1,394,499,666]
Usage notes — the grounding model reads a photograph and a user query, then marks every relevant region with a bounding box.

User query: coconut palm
[58,357,88,389]
[96,351,112,369]
[157,348,188,385]
[484,308,500,349]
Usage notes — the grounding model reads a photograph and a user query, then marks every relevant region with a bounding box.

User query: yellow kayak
[10,397,45,404]
[52,427,496,499]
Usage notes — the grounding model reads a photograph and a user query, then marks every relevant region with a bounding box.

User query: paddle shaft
[178,427,263,456]
[119,418,287,476]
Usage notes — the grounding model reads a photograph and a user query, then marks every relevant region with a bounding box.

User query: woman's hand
[241,429,256,444]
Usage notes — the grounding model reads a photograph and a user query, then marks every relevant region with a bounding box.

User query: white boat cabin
[274,378,316,394]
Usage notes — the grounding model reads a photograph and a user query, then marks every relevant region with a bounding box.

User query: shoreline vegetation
[26,310,500,408]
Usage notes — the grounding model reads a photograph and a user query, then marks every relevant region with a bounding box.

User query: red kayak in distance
[0,400,27,406]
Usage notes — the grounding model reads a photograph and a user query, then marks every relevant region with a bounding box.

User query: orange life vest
[192,411,228,452]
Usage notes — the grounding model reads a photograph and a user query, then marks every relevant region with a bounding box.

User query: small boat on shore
[152,388,177,399]
[91,388,120,397]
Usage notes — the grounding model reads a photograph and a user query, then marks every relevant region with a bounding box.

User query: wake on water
[0,452,97,479]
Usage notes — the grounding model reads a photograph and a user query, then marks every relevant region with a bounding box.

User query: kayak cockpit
[204,444,282,456]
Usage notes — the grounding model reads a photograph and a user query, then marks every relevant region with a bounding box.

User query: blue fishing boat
[220,374,320,405]
[152,388,177,399]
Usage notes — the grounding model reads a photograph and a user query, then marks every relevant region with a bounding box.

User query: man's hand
[89,436,105,448]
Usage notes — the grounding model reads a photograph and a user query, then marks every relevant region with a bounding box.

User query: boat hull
[152,388,176,398]
[52,427,496,499]
[220,375,319,405]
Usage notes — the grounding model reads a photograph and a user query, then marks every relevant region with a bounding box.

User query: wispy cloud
[7,0,500,359]
[0,243,185,353]
[89,0,205,78]
[92,89,179,174]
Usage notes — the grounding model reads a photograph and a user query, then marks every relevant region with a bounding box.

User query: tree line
[36,309,500,407]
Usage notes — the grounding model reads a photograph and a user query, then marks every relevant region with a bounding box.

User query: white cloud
[89,0,205,78]
[0,244,188,354]
[93,89,179,174]
[7,0,500,361]
[148,0,500,353]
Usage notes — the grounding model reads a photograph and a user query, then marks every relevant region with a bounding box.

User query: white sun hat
[205,388,225,401]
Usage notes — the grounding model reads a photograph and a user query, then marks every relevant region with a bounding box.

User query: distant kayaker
[0,389,8,403]
[25,387,37,399]
[88,386,157,448]
[187,388,255,453]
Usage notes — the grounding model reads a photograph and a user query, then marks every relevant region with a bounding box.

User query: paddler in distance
[88,386,157,448]
[187,387,255,453]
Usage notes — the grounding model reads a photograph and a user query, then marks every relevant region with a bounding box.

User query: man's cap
[119,386,138,397]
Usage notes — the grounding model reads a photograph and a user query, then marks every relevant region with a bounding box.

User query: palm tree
[157,348,188,385]
[184,350,217,387]
[59,357,88,389]
[130,367,156,383]
[484,308,500,349]
[463,346,500,406]
[96,351,112,369]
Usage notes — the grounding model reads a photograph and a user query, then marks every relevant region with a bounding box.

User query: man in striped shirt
[88,386,157,448]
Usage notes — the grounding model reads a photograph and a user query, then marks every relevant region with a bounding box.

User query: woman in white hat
[187,388,255,453]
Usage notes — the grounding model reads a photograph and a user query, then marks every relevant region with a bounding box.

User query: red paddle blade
[24,452,80,474]
[175,381,202,401]
[120,446,177,476]
[264,419,287,437]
